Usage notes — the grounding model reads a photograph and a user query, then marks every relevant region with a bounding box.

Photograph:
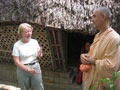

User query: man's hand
[80,53,95,65]
[80,54,90,64]
[87,56,95,65]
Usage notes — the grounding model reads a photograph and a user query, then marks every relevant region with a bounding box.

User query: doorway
[67,32,94,67]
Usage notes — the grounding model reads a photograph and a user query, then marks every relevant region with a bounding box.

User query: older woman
[12,23,44,90]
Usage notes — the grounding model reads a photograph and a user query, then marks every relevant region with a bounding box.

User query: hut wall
[0,24,53,69]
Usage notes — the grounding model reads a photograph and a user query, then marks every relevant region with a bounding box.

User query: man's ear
[103,14,107,20]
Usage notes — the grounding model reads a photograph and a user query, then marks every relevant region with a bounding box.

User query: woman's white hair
[18,23,33,38]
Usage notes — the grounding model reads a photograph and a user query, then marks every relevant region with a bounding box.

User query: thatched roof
[0,0,120,34]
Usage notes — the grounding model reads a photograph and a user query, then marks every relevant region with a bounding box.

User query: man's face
[91,10,104,28]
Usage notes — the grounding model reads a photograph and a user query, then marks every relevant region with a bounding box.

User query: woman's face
[85,42,91,52]
[21,26,32,42]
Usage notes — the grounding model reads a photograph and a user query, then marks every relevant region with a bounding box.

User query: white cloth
[12,39,40,64]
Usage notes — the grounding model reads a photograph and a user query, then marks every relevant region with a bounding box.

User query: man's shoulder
[108,29,120,44]
[109,29,120,39]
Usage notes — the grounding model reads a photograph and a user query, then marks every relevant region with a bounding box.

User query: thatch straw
[0,0,120,34]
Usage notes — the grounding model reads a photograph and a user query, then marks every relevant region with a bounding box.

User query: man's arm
[95,37,120,78]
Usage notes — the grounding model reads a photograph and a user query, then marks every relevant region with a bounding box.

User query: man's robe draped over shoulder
[83,28,120,90]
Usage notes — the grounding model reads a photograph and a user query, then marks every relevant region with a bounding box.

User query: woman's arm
[13,56,37,75]
[13,56,28,72]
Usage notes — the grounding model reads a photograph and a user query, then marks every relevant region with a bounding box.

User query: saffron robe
[83,28,120,90]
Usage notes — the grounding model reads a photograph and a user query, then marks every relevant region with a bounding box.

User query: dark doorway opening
[67,32,94,67]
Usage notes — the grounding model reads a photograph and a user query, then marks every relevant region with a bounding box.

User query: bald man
[81,7,120,90]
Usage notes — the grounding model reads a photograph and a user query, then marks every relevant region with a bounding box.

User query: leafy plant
[90,71,120,90]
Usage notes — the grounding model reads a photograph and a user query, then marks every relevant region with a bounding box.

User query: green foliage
[90,71,120,90]
[89,82,96,90]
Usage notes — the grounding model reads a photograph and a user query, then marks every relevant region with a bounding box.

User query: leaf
[89,71,120,90]
[89,81,98,90]
[113,72,118,81]
[109,83,115,90]
[101,78,110,84]
[89,85,94,90]
[117,71,120,75]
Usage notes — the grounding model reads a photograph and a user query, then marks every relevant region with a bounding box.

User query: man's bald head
[91,7,112,30]
[96,7,112,20]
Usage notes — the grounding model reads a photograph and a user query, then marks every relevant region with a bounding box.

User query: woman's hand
[37,46,43,58]
[27,68,38,75]
[13,56,39,75]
